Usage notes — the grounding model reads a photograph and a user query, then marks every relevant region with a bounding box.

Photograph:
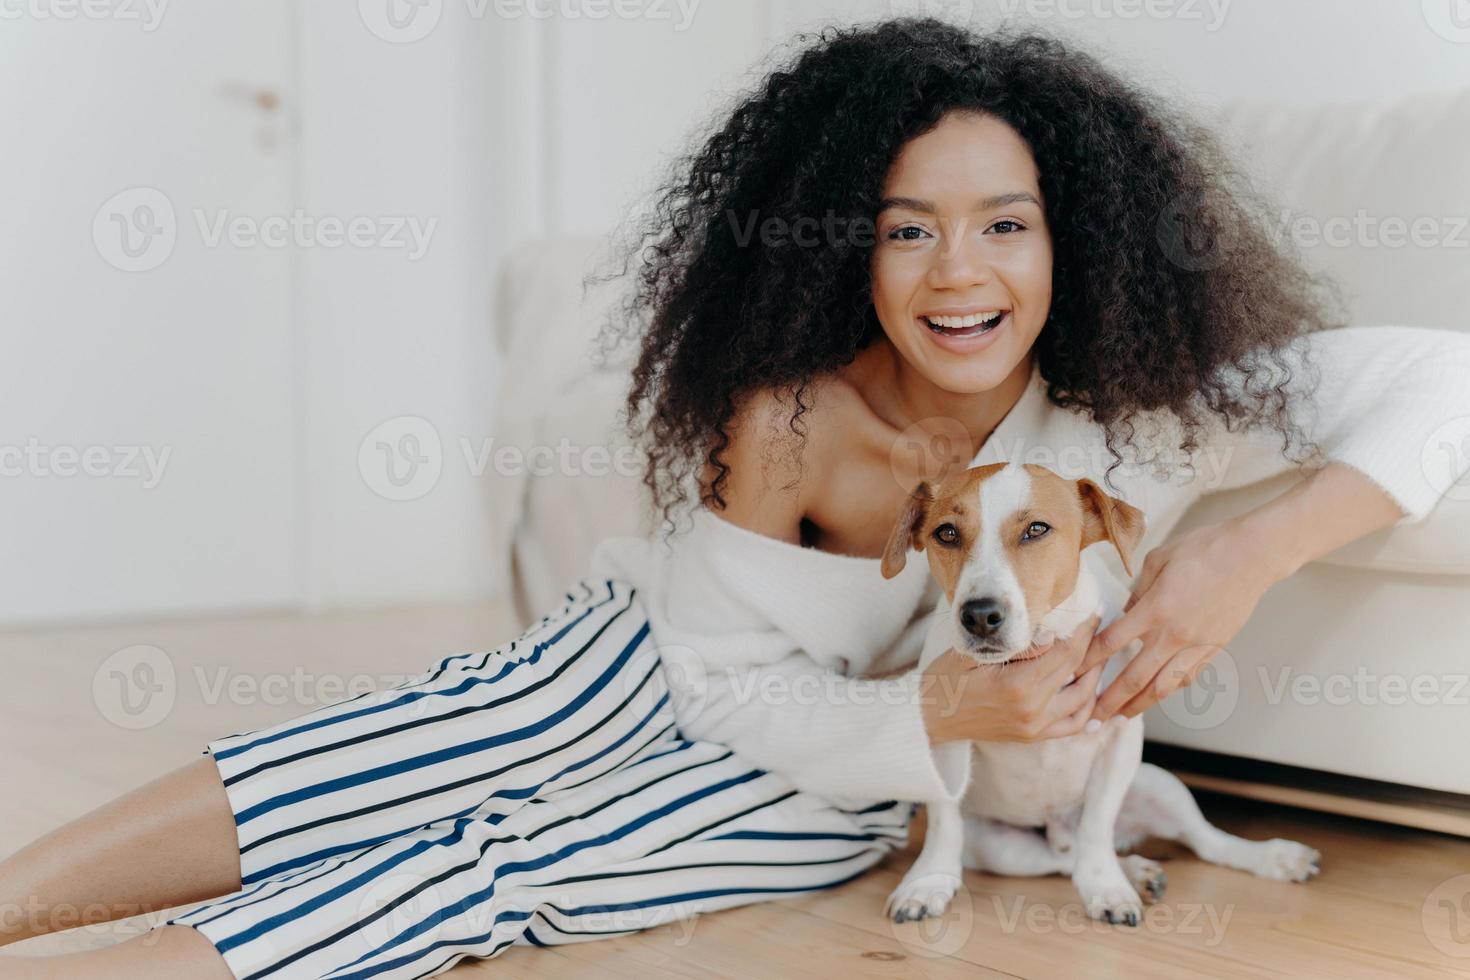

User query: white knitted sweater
[588,326,1470,805]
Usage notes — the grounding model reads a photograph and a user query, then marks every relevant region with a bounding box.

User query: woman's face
[871,110,1053,394]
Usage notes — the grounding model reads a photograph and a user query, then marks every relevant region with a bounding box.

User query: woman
[3,19,1466,979]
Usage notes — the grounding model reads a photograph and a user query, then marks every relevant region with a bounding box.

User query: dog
[880,461,1321,926]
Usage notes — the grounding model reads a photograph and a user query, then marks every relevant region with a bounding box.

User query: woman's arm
[1083,462,1404,720]
[1080,325,1470,720]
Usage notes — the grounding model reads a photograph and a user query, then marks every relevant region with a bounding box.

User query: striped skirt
[164,578,912,979]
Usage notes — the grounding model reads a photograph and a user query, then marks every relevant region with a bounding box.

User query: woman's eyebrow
[877,191,1041,213]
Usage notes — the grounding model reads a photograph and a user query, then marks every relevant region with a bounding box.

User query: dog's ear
[881,481,933,579]
[1077,478,1147,578]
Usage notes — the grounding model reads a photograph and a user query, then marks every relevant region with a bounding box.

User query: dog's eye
[932,523,960,546]
[1023,521,1051,541]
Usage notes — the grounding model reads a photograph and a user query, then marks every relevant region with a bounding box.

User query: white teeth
[925,311,1003,329]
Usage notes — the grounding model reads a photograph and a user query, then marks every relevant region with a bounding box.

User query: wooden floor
[3,602,1469,978]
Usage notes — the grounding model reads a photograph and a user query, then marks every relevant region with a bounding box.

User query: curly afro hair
[599,17,1336,533]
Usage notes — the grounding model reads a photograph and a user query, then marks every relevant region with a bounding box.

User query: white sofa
[487,88,1470,809]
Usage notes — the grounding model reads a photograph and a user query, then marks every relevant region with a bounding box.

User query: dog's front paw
[1251,839,1321,882]
[1075,875,1144,927]
[885,871,961,923]
[1120,855,1167,904]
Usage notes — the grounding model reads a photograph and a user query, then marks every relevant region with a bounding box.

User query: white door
[0,4,299,625]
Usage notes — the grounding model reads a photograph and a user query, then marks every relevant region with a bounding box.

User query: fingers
[1036,671,1102,739]
[1053,663,1103,715]
[1091,633,1171,721]
[1034,614,1099,686]
[1083,599,1154,677]
[1128,548,1165,603]
[1115,647,1213,719]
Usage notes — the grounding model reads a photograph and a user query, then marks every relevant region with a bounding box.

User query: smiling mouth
[921,310,1008,338]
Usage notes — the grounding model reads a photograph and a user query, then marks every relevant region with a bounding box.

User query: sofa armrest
[1170,471,1470,576]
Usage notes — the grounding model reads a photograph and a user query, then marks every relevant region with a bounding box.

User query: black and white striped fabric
[165,579,911,979]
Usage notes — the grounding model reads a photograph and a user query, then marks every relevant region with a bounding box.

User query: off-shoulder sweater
[588,326,1470,806]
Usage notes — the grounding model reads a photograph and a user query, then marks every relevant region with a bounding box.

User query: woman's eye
[1023,521,1050,541]
[932,523,960,546]
[987,219,1025,234]
[887,224,930,242]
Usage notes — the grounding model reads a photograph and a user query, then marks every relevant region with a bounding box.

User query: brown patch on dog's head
[1076,477,1146,577]
[881,480,933,579]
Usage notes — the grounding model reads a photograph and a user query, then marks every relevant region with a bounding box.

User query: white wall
[5,0,1465,626]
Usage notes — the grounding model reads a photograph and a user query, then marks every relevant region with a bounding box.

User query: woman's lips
[919,310,1009,353]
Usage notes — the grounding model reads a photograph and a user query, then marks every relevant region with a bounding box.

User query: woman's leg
[0,924,232,980]
[0,757,240,949]
[3,579,665,978]
[2,579,911,977]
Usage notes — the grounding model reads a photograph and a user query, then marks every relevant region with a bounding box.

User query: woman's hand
[1081,516,1273,722]
[921,614,1103,744]
[1081,462,1408,722]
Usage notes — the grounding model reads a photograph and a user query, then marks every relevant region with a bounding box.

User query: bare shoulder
[701,376,861,543]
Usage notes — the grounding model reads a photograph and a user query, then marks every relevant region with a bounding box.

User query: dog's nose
[960,597,1008,638]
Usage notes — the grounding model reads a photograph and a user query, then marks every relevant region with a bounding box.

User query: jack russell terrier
[881,461,1320,926]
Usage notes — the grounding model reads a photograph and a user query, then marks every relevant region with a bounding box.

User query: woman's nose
[926,225,993,289]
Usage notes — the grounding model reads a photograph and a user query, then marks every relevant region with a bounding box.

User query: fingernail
[1084,719,1103,734]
